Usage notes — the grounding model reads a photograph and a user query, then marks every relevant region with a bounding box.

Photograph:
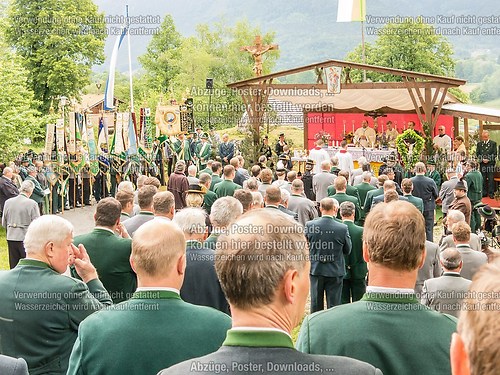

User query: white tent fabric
[269,88,458,112]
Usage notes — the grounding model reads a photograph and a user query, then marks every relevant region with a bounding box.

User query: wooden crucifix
[240,35,279,77]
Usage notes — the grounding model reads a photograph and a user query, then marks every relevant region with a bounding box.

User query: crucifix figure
[240,35,279,77]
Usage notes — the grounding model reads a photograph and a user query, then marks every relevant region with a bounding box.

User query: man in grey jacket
[2,180,40,268]
[421,248,471,318]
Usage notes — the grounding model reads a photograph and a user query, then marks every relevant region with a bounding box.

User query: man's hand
[70,244,98,283]
[115,223,130,239]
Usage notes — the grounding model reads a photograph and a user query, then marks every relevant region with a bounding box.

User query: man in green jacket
[0,215,112,374]
[297,201,457,375]
[73,197,136,303]
[200,173,217,214]
[329,176,362,223]
[214,165,241,198]
[401,178,424,213]
[67,220,231,375]
[464,160,483,232]
[340,201,366,303]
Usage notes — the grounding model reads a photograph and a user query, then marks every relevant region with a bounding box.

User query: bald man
[67,220,231,375]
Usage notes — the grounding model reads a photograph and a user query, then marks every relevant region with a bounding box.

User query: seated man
[161,210,381,374]
[67,220,232,375]
[451,260,500,375]
[297,201,457,375]
[0,215,112,374]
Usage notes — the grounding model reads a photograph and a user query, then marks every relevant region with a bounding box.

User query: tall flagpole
[360,0,366,82]
[126,5,134,113]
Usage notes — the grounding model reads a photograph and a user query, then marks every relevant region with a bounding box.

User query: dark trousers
[82,178,91,205]
[93,173,109,202]
[310,275,343,312]
[480,162,495,196]
[68,178,81,206]
[341,278,366,304]
[471,200,482,233]
[423,210,434,242]
[7,240,25,269]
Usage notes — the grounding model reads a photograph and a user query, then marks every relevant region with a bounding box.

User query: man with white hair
[251,191,264,208]
[0,167,19,216]
[0,215,112,374]
[440,210,481,252]
[187,165,199,185]
[67,220,231,375]
[355,171,376,210]
[288,179,318,226]
[173,208,229,314]
[350,156,367,185]
[2,180,40,268]
[205,197,243,250]
[421,248,471,318]
[313,160,335,202]
[439,168,462,220]
[25,165,45,213]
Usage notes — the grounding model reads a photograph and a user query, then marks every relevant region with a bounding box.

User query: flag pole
[360,0,366,82]
[126,5,134,114]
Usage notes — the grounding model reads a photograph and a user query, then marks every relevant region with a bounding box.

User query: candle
[343,123,346,134]
[352,120,355,133]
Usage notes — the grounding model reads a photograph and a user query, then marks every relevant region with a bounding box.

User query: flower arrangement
[314,130,332,145]
[396,130,425,169]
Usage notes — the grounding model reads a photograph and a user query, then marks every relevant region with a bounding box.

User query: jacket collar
[223,329,293,348]
[18,259,51,269]
[131,290,181,300]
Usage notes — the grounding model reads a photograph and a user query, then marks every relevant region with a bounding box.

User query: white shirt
[433,134,452,152]
[308,147,330,174]
[335,150,354,175]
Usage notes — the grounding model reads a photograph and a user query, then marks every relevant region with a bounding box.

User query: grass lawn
[0,226,9,270]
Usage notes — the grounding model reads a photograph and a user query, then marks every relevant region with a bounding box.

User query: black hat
[186,184,205,194]
[263,135,269,140]
[454,180,467,191]
[387,153,397,162]
[21,157,30,163]
[279,133,285,137]
[201,133,209,139]
[305,159,316,165]
[426,158,436,165]
[479,205,496,220]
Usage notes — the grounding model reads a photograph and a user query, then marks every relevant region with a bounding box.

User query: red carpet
[481,196,500,209]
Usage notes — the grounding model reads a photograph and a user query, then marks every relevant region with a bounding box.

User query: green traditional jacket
[196,141,212,169]
[67,290,231,375]
[297,292,457,375]
[73,228,136,303]
[342,220,366,280]
[327,185,360,202]
[0,259,112,375]
[214,179,241,198]
[25,175,45,203]
[355,182,376,209]
[405,194,424,213]
[173,138,192,162]
[465,169,483,202]
[203,190,217,214]
[425,170,442,190]
[210,175,223,191]
[330,192,362,223]
[199,167,213,176]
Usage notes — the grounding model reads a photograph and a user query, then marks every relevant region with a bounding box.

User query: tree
[0,39,42,160]
[138,15,182,94]
[6,0,106,112]
[346,19,455,82]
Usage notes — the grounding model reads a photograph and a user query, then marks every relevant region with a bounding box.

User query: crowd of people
[0,126,499,374]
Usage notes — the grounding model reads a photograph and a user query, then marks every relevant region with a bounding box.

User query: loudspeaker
[205,78,214,90]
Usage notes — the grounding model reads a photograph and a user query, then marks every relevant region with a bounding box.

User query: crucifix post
[240,35,279,77]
